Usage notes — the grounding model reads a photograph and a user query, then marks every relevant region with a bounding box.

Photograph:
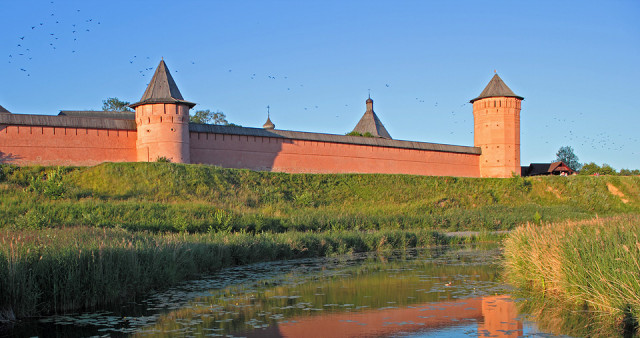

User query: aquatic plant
[0,227,456,318]
[504,215,640,336]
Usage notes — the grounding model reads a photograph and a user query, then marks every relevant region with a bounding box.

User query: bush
[24,167,67,199]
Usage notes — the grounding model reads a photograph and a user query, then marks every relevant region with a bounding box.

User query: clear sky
[1,0,639,170]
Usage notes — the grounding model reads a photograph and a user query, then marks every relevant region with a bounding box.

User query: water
[3,245,570,337]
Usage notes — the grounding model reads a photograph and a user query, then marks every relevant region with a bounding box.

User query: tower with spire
[130,60,196,163]
[471,73,523,177]
[263,105,275,129]
[351,97,392,139]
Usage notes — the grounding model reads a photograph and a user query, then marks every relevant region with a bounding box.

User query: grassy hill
[1,162,639,233]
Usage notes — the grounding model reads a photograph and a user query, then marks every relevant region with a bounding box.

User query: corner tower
[471,74,523,178]
[130,60,195,163]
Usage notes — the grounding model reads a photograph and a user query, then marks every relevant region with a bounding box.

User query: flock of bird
[6,3,103,78]
[3,4,636,161]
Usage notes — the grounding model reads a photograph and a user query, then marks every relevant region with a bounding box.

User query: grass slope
[1,162,639,233]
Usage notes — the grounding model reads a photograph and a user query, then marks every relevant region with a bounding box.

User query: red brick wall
[190,132,480,177]
[0,125,481,177]
[0,125,137,166]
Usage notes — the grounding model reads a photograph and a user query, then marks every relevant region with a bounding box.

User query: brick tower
[471,74,523,178]
[130,60,195,163]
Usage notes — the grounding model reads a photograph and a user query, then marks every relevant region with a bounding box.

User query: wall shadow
[189,129,284,172]
[0,151,21,164]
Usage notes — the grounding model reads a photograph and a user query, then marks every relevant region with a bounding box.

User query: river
[3,245,571,337]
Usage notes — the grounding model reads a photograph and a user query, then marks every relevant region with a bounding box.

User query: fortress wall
[190,132,480,177]
[0,124,137,166]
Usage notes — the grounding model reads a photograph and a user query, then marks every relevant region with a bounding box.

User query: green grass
[1,162,639,321]
[504,215,640,336]
[1,163,639,233]
[0,226,461,318]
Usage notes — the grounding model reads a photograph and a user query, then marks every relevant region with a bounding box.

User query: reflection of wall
[237,296,523,338]
[190,132,481,177]
[244,298,484,338]
[0,125,137,166]
[478,295,523,338]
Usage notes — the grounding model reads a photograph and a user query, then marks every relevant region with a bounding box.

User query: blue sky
[1,0,639,169]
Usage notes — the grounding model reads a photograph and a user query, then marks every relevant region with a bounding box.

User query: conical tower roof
[470,74,523,103]
[0,104,10,114]
[352,97,392,139]
[130,60,196,108]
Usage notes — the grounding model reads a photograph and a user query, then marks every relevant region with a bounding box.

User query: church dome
[263,116,275,129]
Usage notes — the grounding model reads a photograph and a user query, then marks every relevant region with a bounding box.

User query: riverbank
[0,226,498,319]
[1,163,639,233]
[503,215,640,336]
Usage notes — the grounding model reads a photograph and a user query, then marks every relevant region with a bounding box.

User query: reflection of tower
[471,74,523,178]
[130,60,196,163]
[478,295,523,337]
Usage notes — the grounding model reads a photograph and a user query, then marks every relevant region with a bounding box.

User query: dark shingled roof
[522,161,574,176]
[0,104,10,114]
[470,74,523,103]
[130,60,196,108]
[0,113,136,130]
[191,124,479,155]
[58,111,135,119]
[352,98,392,139]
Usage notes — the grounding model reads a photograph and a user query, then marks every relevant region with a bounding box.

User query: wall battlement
[0,61,523,178]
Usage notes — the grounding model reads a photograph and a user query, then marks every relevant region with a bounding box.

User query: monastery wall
[0,124,137,166]
[190,132,480,177]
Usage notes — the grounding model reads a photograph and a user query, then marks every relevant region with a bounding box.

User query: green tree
[190,110,228,125]
[102,97,133,112]
[619,168,640,176]
[599,163,617,175]
[579,162,618,176]
[579,162,600,175]
[619,168,633,176]
[346,131,375,138]
[555,146,581,171]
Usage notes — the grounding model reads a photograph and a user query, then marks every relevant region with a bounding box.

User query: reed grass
[504,215,640,334]
[0,226,453,318]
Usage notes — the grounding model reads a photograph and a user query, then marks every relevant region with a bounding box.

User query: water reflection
[129,246,524,337]
[5,246,557,337]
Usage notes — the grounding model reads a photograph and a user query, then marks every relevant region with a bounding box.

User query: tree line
[555,145,638,176]
[101,97,233,126]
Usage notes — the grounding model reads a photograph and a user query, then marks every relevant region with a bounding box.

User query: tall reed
[0,227,451,318]
[504,215,640,333]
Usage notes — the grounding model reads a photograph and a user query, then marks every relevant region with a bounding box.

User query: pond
[4,245,570,337]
